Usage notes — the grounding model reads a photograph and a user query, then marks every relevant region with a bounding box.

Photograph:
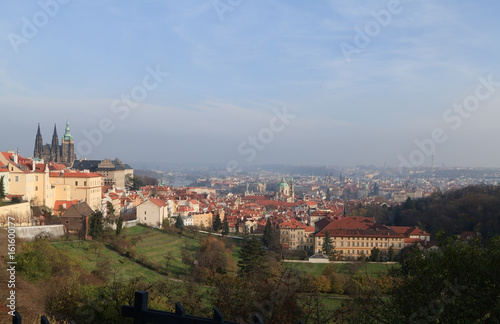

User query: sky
[1,0,500,169]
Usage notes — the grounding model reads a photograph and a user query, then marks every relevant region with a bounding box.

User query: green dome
[278,177,289,188]
[62,120,73,141]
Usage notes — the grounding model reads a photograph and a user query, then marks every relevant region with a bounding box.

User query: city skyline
[2,1,500,168]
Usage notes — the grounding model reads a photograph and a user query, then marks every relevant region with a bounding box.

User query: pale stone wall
[15,225,65,241]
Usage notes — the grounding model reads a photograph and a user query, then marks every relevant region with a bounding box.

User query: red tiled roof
[54,199,79,212]
[49,171,102,178]
[48,163,67,171]
[149,198,166,207]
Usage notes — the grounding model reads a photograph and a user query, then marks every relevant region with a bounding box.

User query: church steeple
[51,124,59,162]
[34,123,43,159]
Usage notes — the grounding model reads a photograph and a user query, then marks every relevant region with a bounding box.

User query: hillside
[391,185,500,237]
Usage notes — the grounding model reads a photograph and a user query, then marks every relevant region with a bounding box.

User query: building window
[144,211,147,215]
[84,181,87,186]
[75,181,78,186]
[35,176,38,181]
[15,176,19,182]
[35,186,38,191]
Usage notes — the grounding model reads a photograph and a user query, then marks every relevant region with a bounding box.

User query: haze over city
[2,1,500,168]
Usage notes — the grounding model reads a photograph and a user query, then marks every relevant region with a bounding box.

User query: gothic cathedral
[33,120,76,166]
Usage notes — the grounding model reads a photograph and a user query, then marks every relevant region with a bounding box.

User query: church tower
[34,123,44,159]
[61,119,76,166]
[51,124,59,162]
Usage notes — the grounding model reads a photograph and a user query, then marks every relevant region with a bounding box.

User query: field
[52,224,243,282]
[285,261,398,277]
[53,237,167,283]
[125,225,200,278]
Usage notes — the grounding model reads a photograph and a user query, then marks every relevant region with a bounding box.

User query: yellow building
[0,152,37,202]
[279,219,315,251]
[314,225,405,259]
[192,212,213,229]
[49,170,103,210]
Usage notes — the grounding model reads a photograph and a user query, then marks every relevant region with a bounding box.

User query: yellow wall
[50,174,102,210]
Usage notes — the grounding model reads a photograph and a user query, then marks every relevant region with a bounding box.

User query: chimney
[13,153,18,164]
[32,161,36,172]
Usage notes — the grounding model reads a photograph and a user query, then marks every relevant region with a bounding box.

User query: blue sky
[1,0,500,168]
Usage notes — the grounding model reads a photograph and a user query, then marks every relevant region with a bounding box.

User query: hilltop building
[33,120,76,166]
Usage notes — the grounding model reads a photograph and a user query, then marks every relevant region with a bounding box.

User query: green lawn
[129,226,201,277]
[288,262,399,277]
[52,240,166,282]
[52,225,246,281]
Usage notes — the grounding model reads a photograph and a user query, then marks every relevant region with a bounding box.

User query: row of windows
[340,242,400,248]
[319,236,402,242]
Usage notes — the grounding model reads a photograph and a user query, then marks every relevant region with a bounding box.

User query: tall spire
[34,123,44,158]
[51,123,59,162]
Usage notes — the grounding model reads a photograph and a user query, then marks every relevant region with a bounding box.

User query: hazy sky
[1,0,500,168]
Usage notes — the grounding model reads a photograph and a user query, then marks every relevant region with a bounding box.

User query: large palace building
[33,120,76,166]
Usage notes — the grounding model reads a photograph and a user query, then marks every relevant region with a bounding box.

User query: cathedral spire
[51,123,59,162]
[34,123,44,158]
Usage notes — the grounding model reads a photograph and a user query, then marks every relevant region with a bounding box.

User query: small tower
[244,182,250,196]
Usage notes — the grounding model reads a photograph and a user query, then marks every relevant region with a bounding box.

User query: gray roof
[72,159,133,171]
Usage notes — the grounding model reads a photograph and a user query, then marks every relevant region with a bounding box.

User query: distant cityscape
[1,121,498,251]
